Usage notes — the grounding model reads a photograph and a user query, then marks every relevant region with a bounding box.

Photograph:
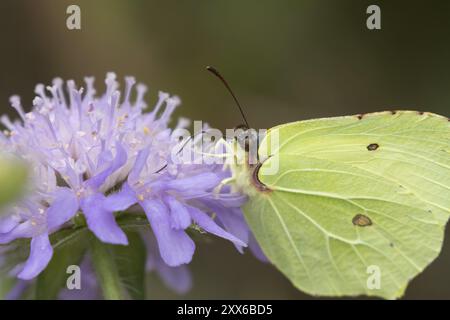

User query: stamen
[159,96,180,123]
[9,96,26,121]
[67,80,77,109]
[53,77,67,108]
[83,77,96,102]
[135,83,148,109]
[1,115,16,131]
[150,91,169,119]
[123,76,136,106]
[105,72,118,97]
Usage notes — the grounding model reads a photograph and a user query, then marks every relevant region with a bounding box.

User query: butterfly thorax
[227,140,270,198]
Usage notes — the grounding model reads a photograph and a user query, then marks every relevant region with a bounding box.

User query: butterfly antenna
[206,66,250,129]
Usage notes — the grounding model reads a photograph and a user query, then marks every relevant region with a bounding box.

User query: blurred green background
[0,0,449,299]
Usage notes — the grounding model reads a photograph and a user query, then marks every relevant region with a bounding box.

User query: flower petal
[86,142,127,189]
[166,172,221,192]
[156,263,192,295]
[187,205,247,248]
[141,199,194,266]
[213,193,248,208]
[128,147,150,183]
[144,231,192,295]
[248,233,269,263]
[213,207,249,253]
[80,193,128,245]
[0,214,20,233]
[0,220,35,244]
[165,196,191,230]
[17,233,53,280]
[46,187,79,230]
[103,182,137,212]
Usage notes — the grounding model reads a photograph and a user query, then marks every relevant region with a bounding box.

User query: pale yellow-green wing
[242,111,450,299]
[259,111,450,222]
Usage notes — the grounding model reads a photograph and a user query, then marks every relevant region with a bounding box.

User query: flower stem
[90,237,124,300]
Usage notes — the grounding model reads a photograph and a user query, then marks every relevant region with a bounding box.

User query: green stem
[90,238,124,300]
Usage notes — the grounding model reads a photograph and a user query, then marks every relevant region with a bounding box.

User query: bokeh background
[1,0,449,299]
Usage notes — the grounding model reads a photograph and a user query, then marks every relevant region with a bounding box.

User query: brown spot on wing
[352,214,372,227]
[367,143,379,151]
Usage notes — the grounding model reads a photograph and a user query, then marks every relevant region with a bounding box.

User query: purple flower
[103,144,247,266]
[0,73,255,283]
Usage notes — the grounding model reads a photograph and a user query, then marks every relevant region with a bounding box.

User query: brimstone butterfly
[207,67,450,299]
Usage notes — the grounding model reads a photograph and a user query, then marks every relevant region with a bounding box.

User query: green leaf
[0,275,15,299]
[113,231,147,300]
[90,237,125,300]
[91,215,149,300]
[35,228,89,299]
[117,213,149,230]
[0,155,27,210]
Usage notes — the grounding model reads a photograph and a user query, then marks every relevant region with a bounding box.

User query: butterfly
[207,66,450,299]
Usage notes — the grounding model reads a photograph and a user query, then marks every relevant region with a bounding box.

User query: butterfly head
[233,124,259,154]
[206,66,270,194]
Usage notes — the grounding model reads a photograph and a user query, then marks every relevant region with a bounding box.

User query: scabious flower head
[0,73,255,287]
